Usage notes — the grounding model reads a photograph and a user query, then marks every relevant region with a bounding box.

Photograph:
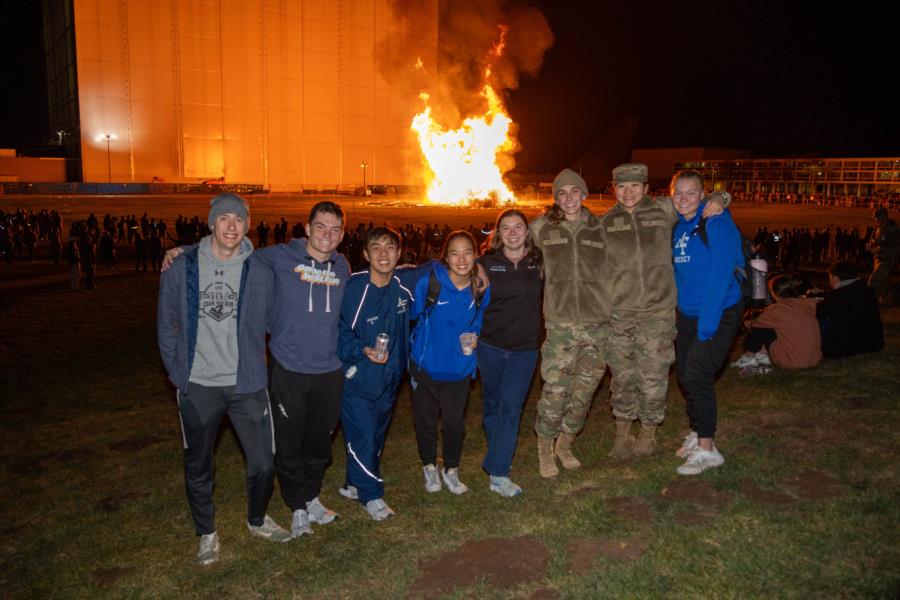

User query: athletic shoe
[677,447,725,476]
[740,365,773,377]
[489,476,522,497]
[676,431,699,458]
[290,509,313,538]
[306,497,338,525]
[247,515,291,543]
[731,354,758,368]
[365,498,395,521]
[196,532,219,566]
[441,468,469,495]
[339,485,359,501]
[423,464,442,493]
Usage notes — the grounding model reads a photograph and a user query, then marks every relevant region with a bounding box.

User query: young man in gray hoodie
[157,193,290,566]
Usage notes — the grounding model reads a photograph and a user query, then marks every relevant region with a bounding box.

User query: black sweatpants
[269,360,343,512]
[177,383,275,536]
[675,300,744,439]
[743,326,777,353]
[409,361,471,469]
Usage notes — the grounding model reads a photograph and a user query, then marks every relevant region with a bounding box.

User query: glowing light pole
[97,133,117,183]
[360,160,368,195]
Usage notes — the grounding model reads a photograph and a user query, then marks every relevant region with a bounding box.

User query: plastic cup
[459,332,476,355]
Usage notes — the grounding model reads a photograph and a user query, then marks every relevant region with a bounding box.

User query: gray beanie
[552,168,589,200]
[208,193,249,230]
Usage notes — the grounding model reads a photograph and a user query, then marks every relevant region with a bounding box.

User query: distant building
[41,0,438,189]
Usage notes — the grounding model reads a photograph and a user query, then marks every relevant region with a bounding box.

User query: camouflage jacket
[531,207,608,325]
[599,195,679,319]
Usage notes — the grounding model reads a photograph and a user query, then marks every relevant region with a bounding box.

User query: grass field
[1,198,898,599]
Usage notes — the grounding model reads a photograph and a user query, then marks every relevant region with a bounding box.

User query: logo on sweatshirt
[674,232,691,264]
[200,281,237,322]
[293,263,342,286]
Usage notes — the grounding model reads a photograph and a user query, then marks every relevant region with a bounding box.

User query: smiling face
[444,234,476,280]
[305,211,344,261]
[363,235,400,279]
[210,212,248,257]
[614,181,648,213]
[555,184,584,220]
[672,176,705,220]
[497,213,527,253]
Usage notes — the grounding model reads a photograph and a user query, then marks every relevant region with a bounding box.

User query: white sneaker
[247,514,291,543]
[677,446,725,476]
[423,464,441,493]
[196,532,219,566]
[339,485,359,501]
[676,431,698,458]
[306,497,338,525]
[365,498,395,521]
[731,353,758,368]
[290,509,313,538]
[441,468,469,495]
[489,475,522,497]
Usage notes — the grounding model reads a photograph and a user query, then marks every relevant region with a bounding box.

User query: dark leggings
[743,327,777,353]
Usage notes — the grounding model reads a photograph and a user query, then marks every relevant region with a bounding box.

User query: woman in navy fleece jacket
[409,231,490,495]
[671,170,744,476]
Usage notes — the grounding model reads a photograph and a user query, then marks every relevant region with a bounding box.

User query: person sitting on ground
[731,274,821,372]
[816,260,884,358]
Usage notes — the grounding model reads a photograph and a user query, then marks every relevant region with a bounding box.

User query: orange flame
[410,28,517,205]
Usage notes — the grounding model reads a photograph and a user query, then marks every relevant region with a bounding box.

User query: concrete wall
[0,157,68,182]
[74,0,437,188]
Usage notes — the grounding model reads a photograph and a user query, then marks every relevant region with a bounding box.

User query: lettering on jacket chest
[293,263,341,286]
[673,232,692,263]
[397,296,409,314]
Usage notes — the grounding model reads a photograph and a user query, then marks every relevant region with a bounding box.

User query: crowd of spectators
[733,191,900,210]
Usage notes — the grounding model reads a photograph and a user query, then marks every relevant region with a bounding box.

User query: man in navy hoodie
[336,227,429,520]
[252,201,351,538]
[158,193,290,566]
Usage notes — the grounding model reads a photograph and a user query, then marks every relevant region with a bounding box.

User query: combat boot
[608,418,635,460]
[555,432,582,470]
[537,434,559,478]
[631,423,658,457]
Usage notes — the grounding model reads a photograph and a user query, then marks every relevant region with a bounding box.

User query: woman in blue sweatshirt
[671,170,744,476]
[409,231,490,495]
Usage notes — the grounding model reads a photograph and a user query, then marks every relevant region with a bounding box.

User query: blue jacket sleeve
[472,285,491,334]
[698,216,740,341]
[337,283,368,365]
[397,261,433,295]
[156,258,182,380]
[410,271,430,320]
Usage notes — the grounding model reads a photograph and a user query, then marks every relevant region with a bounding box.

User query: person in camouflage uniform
[530,169,609,478]
[867,207,900,304]
[600,164,727,459]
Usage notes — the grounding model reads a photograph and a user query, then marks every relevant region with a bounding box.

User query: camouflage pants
[534,323,608,438]
[869,249,898,300]
[607,314,676,425]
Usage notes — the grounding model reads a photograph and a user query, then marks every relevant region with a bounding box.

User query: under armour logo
[215,269,225,276]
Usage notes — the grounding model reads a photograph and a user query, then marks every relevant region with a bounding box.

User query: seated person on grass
[816,260,884,359]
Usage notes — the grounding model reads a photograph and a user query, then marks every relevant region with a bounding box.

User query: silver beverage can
[375,333,389,360]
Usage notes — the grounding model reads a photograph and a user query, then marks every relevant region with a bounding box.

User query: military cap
[612,163,648,184]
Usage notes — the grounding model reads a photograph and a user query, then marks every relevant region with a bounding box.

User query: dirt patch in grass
[108,435,167,453]
[97,491,149,512]
[523,587,561,600]
[9,447,100,475]
[738,479,796,507]
[567,536,647,572]
[91,566,135,588]
[657,479,733,510]
[606,496,654,523]
[408,536,549,599]
[564,483,605,499]
[779,469,845,500]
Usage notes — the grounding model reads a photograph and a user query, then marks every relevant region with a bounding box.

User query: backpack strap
[425,268,441,311]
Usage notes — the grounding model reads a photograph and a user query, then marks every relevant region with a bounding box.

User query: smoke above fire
[377,1,553,203]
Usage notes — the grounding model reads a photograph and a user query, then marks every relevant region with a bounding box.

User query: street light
[96,133,117,183]
[360,161,368,195]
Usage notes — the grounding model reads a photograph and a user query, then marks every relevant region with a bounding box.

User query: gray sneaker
[339,485,359,501]
[441,468,469,495]
[676,431,699,458]
[196,532,219,566]
[677,446,725,476]
[306,497,338,525]
[290,509,313,538]
[489,476,522,497]
[247,514,291,543]
[423,464,441,493]
[365,498,395,521]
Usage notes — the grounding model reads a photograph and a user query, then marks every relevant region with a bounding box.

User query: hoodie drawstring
[306,257,334,313]
[307,257,314,312]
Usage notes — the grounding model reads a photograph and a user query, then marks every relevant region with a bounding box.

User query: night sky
[3,1,898,173]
